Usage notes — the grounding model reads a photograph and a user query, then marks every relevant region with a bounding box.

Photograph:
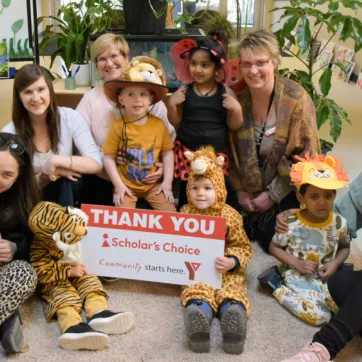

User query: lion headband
[290,153,349,190]
[104,56,168,105]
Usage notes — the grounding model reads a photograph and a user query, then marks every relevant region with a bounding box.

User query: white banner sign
[80,205,226,288]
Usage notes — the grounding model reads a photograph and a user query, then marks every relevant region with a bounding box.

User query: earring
[300,203,306,209]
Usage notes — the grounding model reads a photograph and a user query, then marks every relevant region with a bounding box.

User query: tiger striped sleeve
[30,239,71,284]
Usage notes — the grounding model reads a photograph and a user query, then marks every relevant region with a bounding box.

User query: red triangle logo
[102,240,110,247]
[191,262,201,271]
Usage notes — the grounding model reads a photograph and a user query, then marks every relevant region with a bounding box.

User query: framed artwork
[357,71,362,90]
[315,50,333,69]
[0,42,9,78]
[331,61,355,83]
[0,0,33,61]
[334,45,354,63]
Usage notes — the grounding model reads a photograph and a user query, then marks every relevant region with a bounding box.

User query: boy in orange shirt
[102,56,175,211]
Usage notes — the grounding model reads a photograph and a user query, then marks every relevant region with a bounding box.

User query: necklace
[195,82,217,97]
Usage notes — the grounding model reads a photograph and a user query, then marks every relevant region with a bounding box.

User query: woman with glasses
[229,30,319,253]
[0,132,40,353]
[76,33,175,206]
[2,64,102,206]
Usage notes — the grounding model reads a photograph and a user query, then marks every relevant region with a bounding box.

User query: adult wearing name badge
[2,64,102,206]
[229,30,319,252]
[76,33,176,206]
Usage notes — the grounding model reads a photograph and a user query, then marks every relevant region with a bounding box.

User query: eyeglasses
[97,53,125,66]
[239,58,271,70]
[0,137,26,155]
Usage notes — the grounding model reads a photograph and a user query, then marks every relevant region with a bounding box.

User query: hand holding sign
[215,256,236,273]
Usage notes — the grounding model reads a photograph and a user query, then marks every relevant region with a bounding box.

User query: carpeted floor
[2,242,362,362]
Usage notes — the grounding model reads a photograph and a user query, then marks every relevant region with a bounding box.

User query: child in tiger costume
[180,146,252,355]
[28,201,134,351]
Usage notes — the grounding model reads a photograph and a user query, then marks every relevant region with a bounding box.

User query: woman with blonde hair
[230,30,319,252]
[77,33,175,206]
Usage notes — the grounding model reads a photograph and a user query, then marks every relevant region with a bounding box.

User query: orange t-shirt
[102,114,174,193]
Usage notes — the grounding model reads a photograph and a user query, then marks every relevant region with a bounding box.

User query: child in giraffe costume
[258,153,350,326]
[180,146,252,355]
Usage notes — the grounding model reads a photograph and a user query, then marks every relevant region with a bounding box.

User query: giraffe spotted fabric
[180,146,252,316]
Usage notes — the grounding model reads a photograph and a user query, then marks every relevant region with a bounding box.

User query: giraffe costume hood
[184,146,227,211]
[180,146,252,317]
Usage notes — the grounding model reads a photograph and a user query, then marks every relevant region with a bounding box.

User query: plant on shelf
[143,0,210,33]
[273,0,362,151]
[38,0,116,76]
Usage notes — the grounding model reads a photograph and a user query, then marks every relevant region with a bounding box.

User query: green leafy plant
[145,0,210,33]
[273,0,362,151]
[38,0,116,76]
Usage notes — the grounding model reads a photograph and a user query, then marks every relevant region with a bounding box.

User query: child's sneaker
[219,301,247,355]
[282,342,332,361]
[0,310,24,353]
[59,322,108,350]
[257,265,283,292]
[88,310,134,335]
[184,299,213,353]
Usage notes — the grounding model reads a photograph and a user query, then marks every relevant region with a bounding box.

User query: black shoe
[257,265,283,293]
[58,322,108,351]
[99,276,119,284]
[88,310,134,335]
[184,300,213,353]
[0,310,24,354]
[219,302,247,355]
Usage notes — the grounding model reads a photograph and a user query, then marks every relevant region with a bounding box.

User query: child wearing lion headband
[257,154,351,330]
[102,56,176,211]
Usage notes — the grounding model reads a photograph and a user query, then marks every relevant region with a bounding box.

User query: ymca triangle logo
[191,262,201,271]
[102,240,110,247]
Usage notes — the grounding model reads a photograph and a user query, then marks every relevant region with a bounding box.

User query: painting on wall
[0,42,9,78]
[331,61,355,83]
[0,0,33,60]
[357,71,362,90]
[315,39,335,69]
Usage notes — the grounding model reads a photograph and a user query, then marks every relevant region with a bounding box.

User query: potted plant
[272,0,362,151]
[122,0,209,35]
[38,0,115,86]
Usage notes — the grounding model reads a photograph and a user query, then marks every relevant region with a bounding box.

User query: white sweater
[2,107,102,174]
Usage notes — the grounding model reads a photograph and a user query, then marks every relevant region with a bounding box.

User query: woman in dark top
[0,132,40,353]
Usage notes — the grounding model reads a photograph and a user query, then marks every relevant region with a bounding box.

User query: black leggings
[313,269,362,359]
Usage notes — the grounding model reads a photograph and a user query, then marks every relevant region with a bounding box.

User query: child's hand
[169,85,186,106]
[319,262,338,282]
[294,259,319,275]
[156,181,174,203]
[113,183,133,206]
[69,264,87,278]
[222,93,241,113]
[215,256,236,273]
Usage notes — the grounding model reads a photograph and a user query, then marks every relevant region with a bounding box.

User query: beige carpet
[2,243,362,362]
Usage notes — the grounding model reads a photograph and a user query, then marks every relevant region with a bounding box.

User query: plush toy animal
[29,201,134,351]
